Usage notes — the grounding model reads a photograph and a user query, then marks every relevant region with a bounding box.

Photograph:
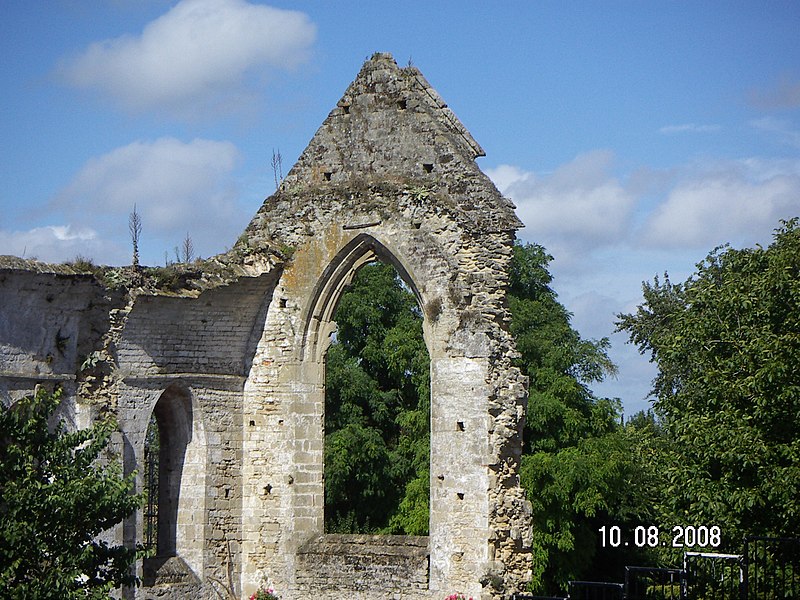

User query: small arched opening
[142,382,205,582]
[144,384,192,556]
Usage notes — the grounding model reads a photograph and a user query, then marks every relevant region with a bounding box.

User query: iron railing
[512,536,798,600]
[624,566,683,600]
[568,581,624,600]
[743,536,800,600]
[143,434,159,552]
[683,551,742,599]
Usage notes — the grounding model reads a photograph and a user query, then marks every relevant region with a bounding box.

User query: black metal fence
[568,581,624,600]
[512,536,798,600]
[743,536,800,600]
[513,582,623,600]
[625,566,683,600]
[683,551,742,599]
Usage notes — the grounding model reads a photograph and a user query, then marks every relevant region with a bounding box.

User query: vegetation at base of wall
[0,388,143,598]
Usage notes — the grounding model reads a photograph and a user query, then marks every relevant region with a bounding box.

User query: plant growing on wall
[0,388,142,598]
[129,204,142,269]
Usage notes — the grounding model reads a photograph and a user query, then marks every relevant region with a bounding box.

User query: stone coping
[298,534,430,558]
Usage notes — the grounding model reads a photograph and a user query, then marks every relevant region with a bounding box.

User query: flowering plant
[250,588,279,600]
[445,594,473,600]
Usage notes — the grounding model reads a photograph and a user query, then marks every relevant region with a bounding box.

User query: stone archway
[142,382,207,584]
[242,212,529,599]
[304,235,432,533]
[302,234,424,364]
[236,52,531,599]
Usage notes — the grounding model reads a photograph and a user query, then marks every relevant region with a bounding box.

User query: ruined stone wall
[0,263,278,600]
[0,52,533,600]
[117,377,243,599]
[117,273,276,378]
[232,53,531,600]
[238,179,530,600]
[109,271,282,598]
[0,266,115,413]
[294,535,430,598]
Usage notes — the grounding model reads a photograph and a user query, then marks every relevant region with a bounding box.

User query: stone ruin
[0,53,533,599]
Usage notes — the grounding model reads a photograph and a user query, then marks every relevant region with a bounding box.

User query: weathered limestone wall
[239,185,529,600]
[237,53,532,599]
[0,267,114,412]
[110,272,283,598]
[0,52,532,600]
[0,263,275,599]
[117,273,276,378]
[294,535,430,598]
[117,377,243,597]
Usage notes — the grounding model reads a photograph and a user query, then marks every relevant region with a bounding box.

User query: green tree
[324,262,430,534]
[511,242,656,594]
[323,245,658,592]
[0,388,142,599]
[617,219,800,547]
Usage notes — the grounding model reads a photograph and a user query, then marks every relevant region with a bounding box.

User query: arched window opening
[323,260,431,535]
[143,385,192,558]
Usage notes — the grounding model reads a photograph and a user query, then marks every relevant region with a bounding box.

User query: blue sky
[2,1,799,414]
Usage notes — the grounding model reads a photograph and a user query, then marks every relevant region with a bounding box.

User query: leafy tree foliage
[511,242,656,594]
[617,219,800,547]
[0,388,142,599]
[323,246,657,593]
[324,262,430,534]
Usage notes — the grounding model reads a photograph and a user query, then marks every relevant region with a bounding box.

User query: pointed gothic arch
[142,381,206,581]
[302,233,426,364]
[238,52,532,598]
[311,238,431,535]
[300,234,433,529]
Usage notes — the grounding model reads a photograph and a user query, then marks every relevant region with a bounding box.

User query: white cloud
[485,164,532,194]
[640,158,800,249]
[0,225,124,265]
[487,151,800,415]
[487,150,636,260]
[659,123,721,134]
[55,137,239,225]
[50,137,243,264]
[59,0,316,117]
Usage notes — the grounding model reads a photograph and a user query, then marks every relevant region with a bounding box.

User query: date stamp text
[598,525,721,548]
